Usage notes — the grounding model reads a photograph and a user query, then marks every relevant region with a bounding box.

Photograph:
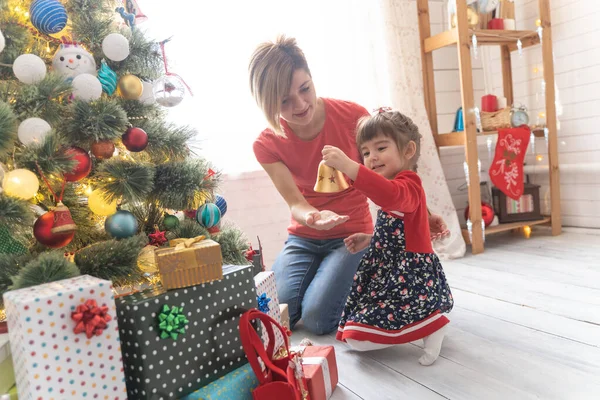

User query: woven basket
[481,107,512,131]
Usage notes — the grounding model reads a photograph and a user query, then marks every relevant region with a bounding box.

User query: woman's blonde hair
[356,110,422,171]
[248,35,311,135]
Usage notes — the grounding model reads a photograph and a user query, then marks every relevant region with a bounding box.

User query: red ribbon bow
[71,299,112,339]
[244,246,257,262]
[374,106,393,114]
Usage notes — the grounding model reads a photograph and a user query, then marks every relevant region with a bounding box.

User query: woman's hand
[344,233,372,254]
[322,145,359,179]
[429,213,450,241]
[304,210,349,231]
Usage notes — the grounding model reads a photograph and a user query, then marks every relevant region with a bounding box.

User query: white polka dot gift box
[116,264,257,400]
[2,275,127,400]
[254,271,284,351]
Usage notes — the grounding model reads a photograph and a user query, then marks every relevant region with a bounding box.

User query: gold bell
[314,161,349,193]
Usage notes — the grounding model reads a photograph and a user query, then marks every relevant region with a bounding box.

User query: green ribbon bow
[157,304,189,340]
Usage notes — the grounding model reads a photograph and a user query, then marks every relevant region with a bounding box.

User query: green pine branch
[211,223,250,265]
[10,252,81,290]
[0,194,35,242]
[141,120,196,163]
[74,234,148,287]
[0,100,17,157]
[0,17,31,77]
[96,159,155,203]
[167,219,209,241]
[63,98,129,144]
[113,29,163,81]
[0,253,32,307]
[15,132,76,177]
[151,160,220,211]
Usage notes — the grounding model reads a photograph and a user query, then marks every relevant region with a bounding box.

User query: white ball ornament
[12,54,47,84]
[102,33,130,62]
[18,118,52,146]
[72,73,103,101]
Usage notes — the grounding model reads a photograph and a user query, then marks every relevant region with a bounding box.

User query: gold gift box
[155,236,223,290]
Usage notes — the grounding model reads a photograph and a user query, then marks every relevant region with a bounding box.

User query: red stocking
[489,126,531,200]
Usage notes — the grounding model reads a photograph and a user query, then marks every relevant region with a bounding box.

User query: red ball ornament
[91,141,115,160]
[64,147,92,182]
[122,127,148,152]
[34,212,75,248]
[464,202,495,227]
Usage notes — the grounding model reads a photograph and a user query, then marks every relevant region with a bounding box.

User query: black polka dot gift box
[116,264,257,400]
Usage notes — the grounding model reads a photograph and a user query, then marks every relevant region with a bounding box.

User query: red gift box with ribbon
[300,346,338,400]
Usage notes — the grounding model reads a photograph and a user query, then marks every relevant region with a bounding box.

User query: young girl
[321,109,454,366]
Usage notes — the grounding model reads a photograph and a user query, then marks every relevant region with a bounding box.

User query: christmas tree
[0,0,249,319]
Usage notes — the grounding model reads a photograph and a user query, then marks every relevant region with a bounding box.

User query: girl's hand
[429,213,451,241]
[305,210,349,231]
[322,145,358,177]
[344,233,372,254]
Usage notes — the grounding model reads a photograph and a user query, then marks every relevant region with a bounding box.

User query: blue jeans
[272,234,366,335]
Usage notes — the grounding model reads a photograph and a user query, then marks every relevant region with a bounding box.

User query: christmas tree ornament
[117,74,143,100]
[122,127,148,152]
[115,7,136,30]
[98,59,117,95]
[0,29,5,53]
[148,225,168,247]
[125,0,148,24]
[214,194,227,217]
[63,146,92,182]
[102,33,130,62]
[162,214,180,230]
[183,209,197,220]
[91,140,115,159]
[314,161,349,193]
[139,81,155,104]
[489,126,531,200]
[152,75,185,107]
[50,201,77,233]
[29,0,68,35]
[71,73,102,101]
[52,41,96,80]
[33,211,75,248]
[17,117,52,146]
[88,188,117,216]
[2,168,39,200]
[12,54,47,84]
[105,210,138,239]
[464,202,495,227]
[174,210,185,221]
[196,203,221,228]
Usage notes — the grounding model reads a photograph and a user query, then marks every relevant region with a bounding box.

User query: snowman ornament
[52,41,97,81]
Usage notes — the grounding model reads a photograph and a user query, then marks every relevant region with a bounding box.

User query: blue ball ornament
[29,0,68,35]
[105,210,138,239]
[196,203,221,228]
[214,194,227,217]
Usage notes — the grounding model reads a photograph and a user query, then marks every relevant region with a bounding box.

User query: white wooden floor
[292,228,600,400]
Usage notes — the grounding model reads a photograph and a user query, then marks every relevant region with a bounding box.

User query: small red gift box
[301,346,338,400]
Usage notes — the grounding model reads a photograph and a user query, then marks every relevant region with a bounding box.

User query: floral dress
[336,209,454,344]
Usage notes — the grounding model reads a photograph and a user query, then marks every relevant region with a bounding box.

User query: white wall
[433,0,600,228]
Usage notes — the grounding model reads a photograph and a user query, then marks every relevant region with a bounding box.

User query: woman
[249,35,449,335]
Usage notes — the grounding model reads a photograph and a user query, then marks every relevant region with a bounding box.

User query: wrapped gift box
[254,271,284,350]
[301,346,338,400]
[181,363,258,400]
[156,237,223,289]
[0,385,17,400]
[3,275,127,399]
[117,264,256,399]
[0,334,15,394]
[280,304,290,330]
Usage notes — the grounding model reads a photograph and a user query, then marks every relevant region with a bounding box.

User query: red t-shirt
[353,165,433,254]
[253,98,373,240]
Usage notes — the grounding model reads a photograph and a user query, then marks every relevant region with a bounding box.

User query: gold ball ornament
[88,189,118,216]
[117,74,143,100]
[2,168,39,200]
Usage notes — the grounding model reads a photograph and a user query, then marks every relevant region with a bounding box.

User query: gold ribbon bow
[170,235,206,250]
